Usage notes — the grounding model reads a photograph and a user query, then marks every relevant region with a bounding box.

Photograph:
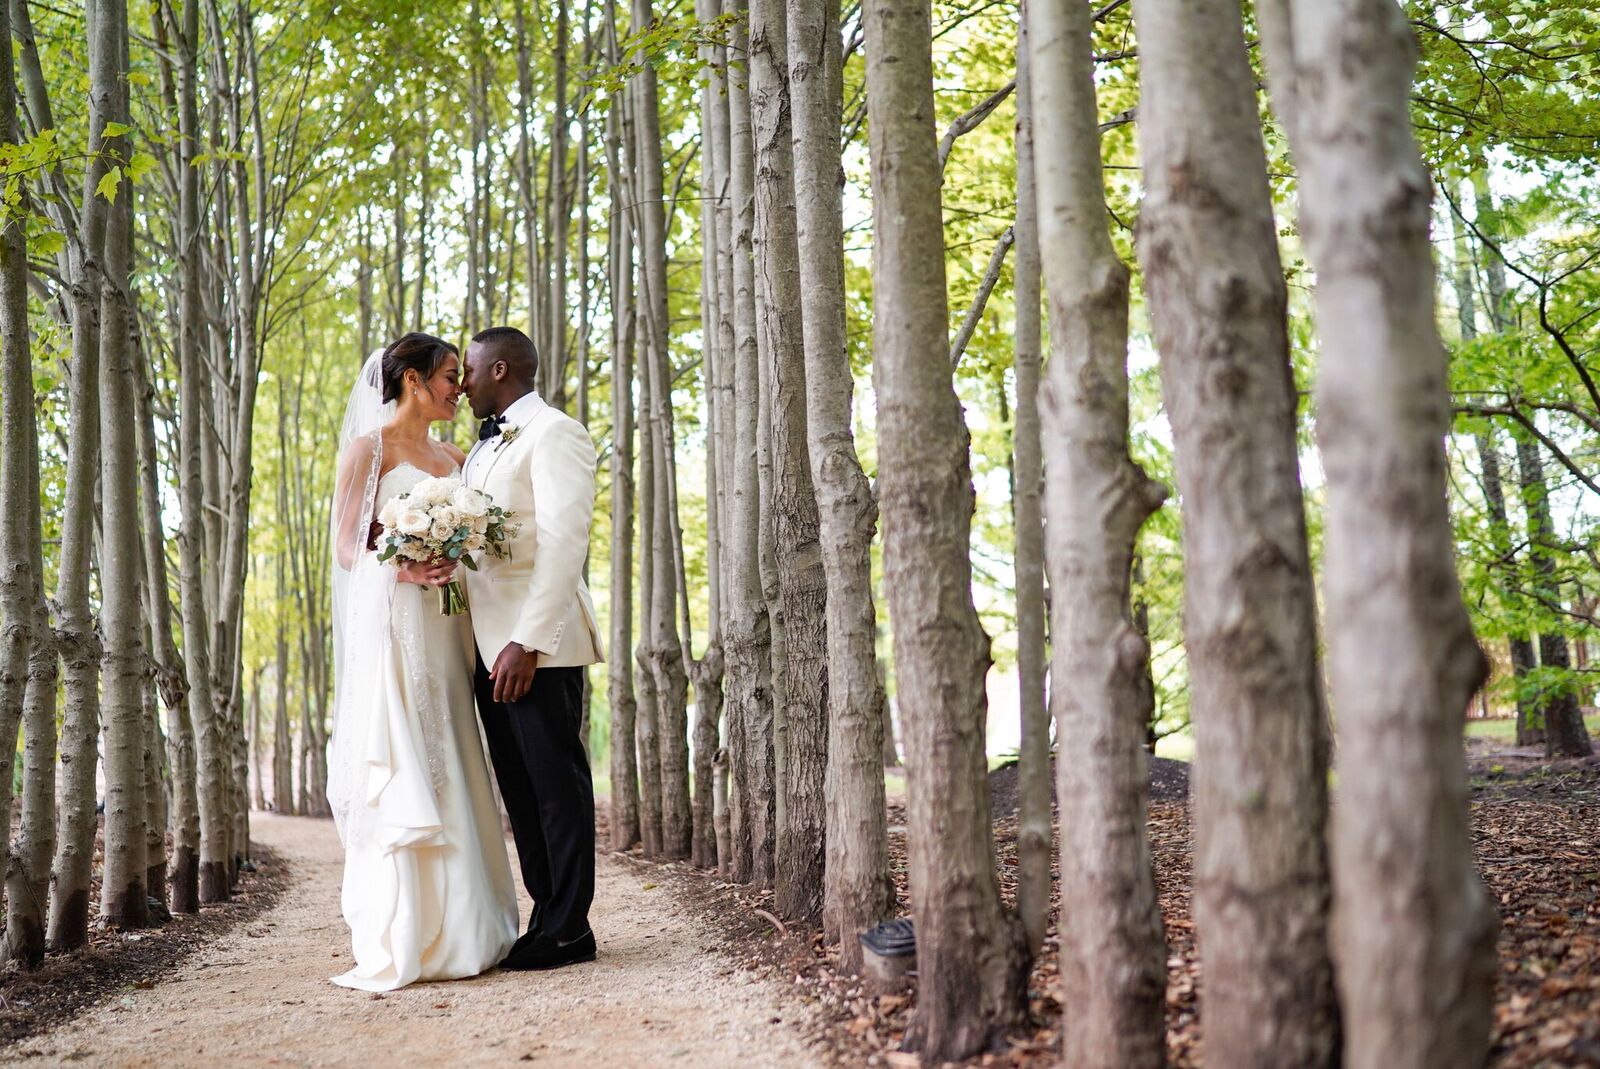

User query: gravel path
[3,813,820,1068]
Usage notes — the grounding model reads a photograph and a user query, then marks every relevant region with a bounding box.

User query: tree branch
[939,80,1016,175]
[950,226,1015,369]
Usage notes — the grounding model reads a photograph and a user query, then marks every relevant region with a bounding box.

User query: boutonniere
[494,424,522,451]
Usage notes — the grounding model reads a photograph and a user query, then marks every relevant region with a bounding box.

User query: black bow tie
[478,415,506,441]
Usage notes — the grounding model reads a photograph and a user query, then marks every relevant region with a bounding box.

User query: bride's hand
[396,560,457,587]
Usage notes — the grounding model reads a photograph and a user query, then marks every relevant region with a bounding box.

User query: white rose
[464,532,486,553]
[452,485,489,517]
[397,508,431,537]
[377,497,401,530]
[429,517,455,542]
[437,506,464,530]
[412,476,456,506]
[470,513,490,535]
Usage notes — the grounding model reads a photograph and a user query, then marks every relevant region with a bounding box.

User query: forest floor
[657,734,1600,1069]
[0,812,823,1068]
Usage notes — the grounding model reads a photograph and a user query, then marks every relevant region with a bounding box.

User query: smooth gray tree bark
[1257,3,1499,1065]
[750,0,828,923]
[1132,0,1337,1062]
[787,0,893,966]
[1028,0,1169,1063]
[1010,0,1050,958]
[864,0,1028,1057]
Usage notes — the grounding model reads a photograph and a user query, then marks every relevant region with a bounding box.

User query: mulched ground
[651,740,1600,1069]
[0,827,288,1048]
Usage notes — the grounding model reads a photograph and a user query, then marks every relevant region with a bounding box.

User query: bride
[326,333,518,991]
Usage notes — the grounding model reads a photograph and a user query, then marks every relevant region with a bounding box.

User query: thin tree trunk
[864,0,1029,1057]
[787,0,891,963]
[248,673,265,810]
[708,18,748,877]
[96,0,152,925]
[1516,435,1593,758]
[1028,0,1169,1064]
[547,0,571,408]
[1449,211,1540,746]
[634,256,665,859]
[691,0,728,873]
[723,0,776,889]
[1010,0,1050,958]
[1257,3,1499,1065]
[750,0,828,924]
[628,0,692,861]
[49,0,114,943]
[1132,0,1337,1061]
[176,0,229,906]
[1479,433,1542,743]
[605,0,641,851]
[0,0,52,964]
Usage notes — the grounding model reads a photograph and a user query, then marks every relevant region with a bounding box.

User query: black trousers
[475,659,594,941]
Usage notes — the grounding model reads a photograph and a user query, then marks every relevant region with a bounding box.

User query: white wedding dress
[329,462,519,992]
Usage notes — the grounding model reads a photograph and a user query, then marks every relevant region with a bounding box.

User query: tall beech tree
[864,0,1028,1057]
[1010,0,1050,957]
[787,0,892,965]
[95,0,150,929]
[723,0,776,889]
[750,0,828,923]
[0,0,53,967]
[1029,0,1169,1063]
[1515,434,1593,758]
[1133,0,1338,1062]
[48,0,113,949]
[1258,2,1499,1065]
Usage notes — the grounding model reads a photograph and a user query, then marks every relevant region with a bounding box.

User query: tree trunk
[1486,439,1543,746]
[722,0,775,889]
[1132,0,1337,1061]
[708,17,748,877]
[1257,3,1499,1066]
[750,0,828,924]
[546,0,571,407]
[1010,0,1050,958]
[633,250,665,859]
[787,0,892,963]
[604,0,641,851]
[1515,435,1592,758]
[49,0,114,942]
[96,0,152,925]
[692,0,728,873]
[1028,0,1169,1064]
[140,661,167,911]
[0,0,52,963]
[628,0,692,861]
[248,673,265,811]
[176,0,229,907]
[131,278,192,913]
[864,0,1029,1057]
[1448,211,1541,746]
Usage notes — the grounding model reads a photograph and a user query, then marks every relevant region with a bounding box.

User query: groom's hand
[490,642,538,703]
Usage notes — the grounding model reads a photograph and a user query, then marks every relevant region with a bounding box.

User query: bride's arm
[333,435,378,570]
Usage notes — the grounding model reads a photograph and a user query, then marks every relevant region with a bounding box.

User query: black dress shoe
[501,929,597,972]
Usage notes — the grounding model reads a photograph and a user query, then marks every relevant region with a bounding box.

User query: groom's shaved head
[470,326,540,382]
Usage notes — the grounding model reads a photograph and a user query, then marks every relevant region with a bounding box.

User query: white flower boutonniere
[494,424,522,451]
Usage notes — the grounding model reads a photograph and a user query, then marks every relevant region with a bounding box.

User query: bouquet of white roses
[375,476,518,615]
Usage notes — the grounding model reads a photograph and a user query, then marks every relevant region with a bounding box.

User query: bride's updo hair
[380,332,459,404]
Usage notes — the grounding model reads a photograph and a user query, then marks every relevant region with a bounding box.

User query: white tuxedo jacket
[462,392,604,669]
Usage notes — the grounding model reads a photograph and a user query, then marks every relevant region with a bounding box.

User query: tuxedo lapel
[477,393,547,489]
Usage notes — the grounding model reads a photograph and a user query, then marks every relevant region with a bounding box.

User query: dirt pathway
[2,814,821,1068]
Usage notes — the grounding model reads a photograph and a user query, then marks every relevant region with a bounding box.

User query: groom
[460,325,604,971]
